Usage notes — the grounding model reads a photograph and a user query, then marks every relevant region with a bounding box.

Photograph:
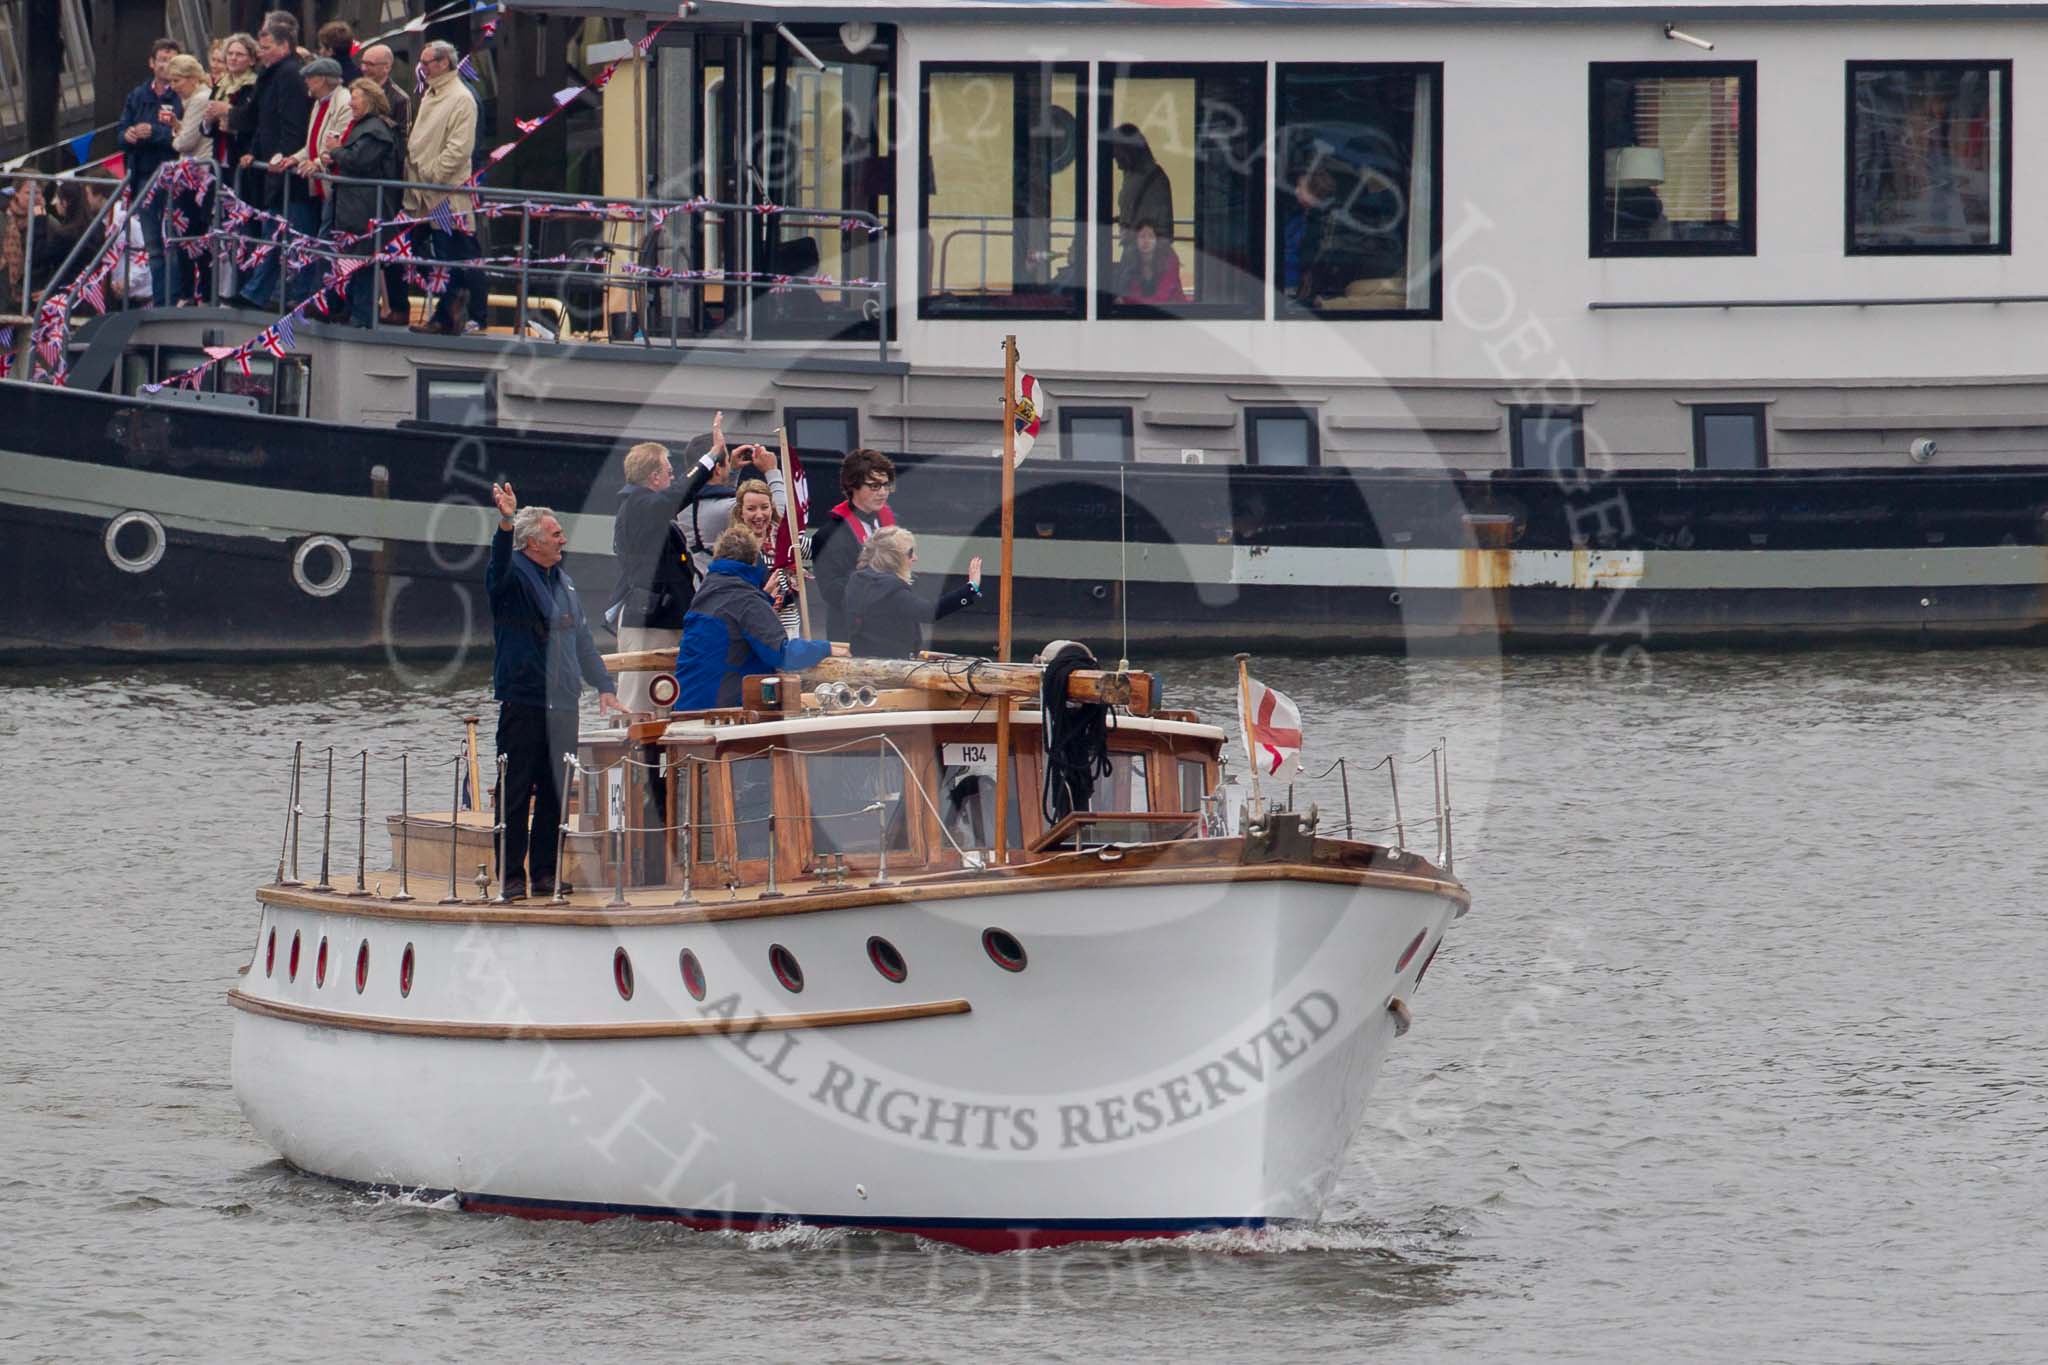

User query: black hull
[6,381,2048,660]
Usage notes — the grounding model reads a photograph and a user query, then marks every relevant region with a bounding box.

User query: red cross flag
[1242,672,1303,778]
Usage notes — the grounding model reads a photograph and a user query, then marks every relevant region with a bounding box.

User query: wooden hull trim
[226,989,972,1040]
[253,858,1471,928]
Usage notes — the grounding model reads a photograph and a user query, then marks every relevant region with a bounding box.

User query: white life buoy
[292,535,353,598]
[104,511,166,574]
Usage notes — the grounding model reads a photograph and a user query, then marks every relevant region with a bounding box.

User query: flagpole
[781,425,813,637]
[1234,652,1262,818]
[993,335,1019,865]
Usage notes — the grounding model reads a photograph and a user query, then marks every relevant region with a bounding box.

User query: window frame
[782,406,860,459]
[1244,406,1321,468]
[1588,60,1758,259]
[1272,60,1445,322]
[1843,58,2013,258]
[1690,402,1769,470]
[415,368,498,426]
[1509,406,1587,472]
[918,60,1092,322]
[1096,60,1269,322]
[1055,406,1135,463]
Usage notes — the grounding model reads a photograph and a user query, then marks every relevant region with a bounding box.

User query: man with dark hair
[316,20,360,83]
[120,38,182,307]
[808,447,897,640]
[487,480,627,899]
[233,18,311,308]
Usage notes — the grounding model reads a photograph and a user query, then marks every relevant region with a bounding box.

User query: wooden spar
[1235,652,1261,815]
[462,715,483,812]
[595,651,1155,713]
[782,424,813,637]
[995,336,1020,862]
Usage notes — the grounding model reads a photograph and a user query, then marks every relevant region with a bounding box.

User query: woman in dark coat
[841,527,983,659]
[320,78,401,327]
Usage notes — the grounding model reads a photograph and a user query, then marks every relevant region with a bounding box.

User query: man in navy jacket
[234,19,312,308]
[120,38,183,307]
[488,481,626,898]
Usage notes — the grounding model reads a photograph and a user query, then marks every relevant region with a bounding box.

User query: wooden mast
[993,335,1020,863]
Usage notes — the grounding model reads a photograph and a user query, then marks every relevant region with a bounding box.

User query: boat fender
[104,510,167,574]
[292,535,353,598]
[1387,996,1412,1038]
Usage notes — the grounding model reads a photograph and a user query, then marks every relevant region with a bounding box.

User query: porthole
[265,927,276,977]
[866,936,907,983]
[769,943,804,994]
[679,948,706,1001]
[1396,929,1428,973]
[103,510,166,574]
[291,535,353,598]
[315,935,329,988]
[399,942,415,998]
[1416,942,1441,986]
[614,946,635,1001]
[288,930,301,982]
[355,940,370,994]
[982,928,1027,973]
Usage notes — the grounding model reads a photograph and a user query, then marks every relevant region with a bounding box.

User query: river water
[3,645,2043,1363]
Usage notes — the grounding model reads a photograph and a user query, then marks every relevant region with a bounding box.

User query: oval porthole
[314,936,329,988]
[1416,942,1442,986]
[614,946,636,1001]
[399,942,415,998]
[1396,929,1429,973]
[679,948,706,1001]
[265,927,276,977]
[355,940,370,994]
[866,936,907,983]
[288,930,302,982]
[982,928,1027,973]
[769,943,804,993]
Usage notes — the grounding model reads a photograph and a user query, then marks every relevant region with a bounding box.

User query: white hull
[231,875,1458,1248]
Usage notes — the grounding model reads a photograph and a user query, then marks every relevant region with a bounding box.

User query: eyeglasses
[862,479,894,491]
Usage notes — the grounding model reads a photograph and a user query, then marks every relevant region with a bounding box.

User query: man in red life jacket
[808,447,896,642]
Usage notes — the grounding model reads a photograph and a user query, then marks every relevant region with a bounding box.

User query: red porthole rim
[982,927,1027,973]
[265,927,276,977]
[399,942,415,998]
[614,946,636,1001]
[315,936,329,988]
[288,930,301,982]
[866,936,908,983]
[769,943,804,993]
[679,948,706,1001]
[355,939,370,994]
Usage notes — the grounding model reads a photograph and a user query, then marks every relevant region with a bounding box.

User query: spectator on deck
[842,527,983,659]
[487,480,627,899]
[673,524,843,711]
[405,39,480,335]
[808,447,897,640]
[164,54,215,305]
[317,21,360,84]
[357,44,410,133]
[233,16,310,309]
[352,42,412,323]
[323,79,401,328]
[606,439,728,713]
[121,37,183,307]
[734,475,800,637]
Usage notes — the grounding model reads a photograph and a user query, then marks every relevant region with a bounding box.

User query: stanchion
[608,759,630,908]
[760,813,783,899]
[674,756,697,906]
[1386,757,1405,853]
[350,749,371,895]
[288,741,305,884]
[275,741,303,885]
[392,752,414,901]
[440,752,463,904]
[552,753,576,905]
[492,753,509,901]
[313,746,336,891]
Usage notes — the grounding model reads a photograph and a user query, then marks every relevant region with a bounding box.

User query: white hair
[423,39,458,67]
[512,505,556,551]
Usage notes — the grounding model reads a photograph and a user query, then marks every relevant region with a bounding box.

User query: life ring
[292,535,353,598]
[104,511,166,574]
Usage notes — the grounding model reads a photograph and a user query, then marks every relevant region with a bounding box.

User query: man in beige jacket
[404,40,479,334]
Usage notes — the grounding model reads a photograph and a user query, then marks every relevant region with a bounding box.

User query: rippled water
[4,646,2044,1362]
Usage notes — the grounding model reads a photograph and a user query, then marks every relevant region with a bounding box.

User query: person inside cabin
[808,447,897,640]
[1108,123,1174,267]
[672,524,844,712]
[487,481,628,899]
[1287,153,1406,308]
[842,527,983,660]
[606,437,729,713]
[1113,222,1186,307]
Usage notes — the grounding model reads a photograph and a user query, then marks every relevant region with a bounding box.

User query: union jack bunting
[428,197,456,234]
[79,272,107,314]
[457,55,479,82]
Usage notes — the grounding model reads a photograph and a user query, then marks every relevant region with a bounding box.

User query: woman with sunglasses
[841,527,983,659]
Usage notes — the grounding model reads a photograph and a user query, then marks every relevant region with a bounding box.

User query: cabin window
[920,62,1088,319]
[938,742,1022,851]
[1275,64,1441,318]
[417,369,497,426]
[1692,403,1767,470]
[784,407,859,459]
[1590,63,1756,257]
[730,754,774,862]
[1510,407,1586,472]
[1057,407,1134,463]
[1847,61,2011,255]
[1096,751,1150,813]
[1177,758,1208,813]
[1098,63,1265,319]
[1245,407,1319,467]
[806,746,912,856]
[222,354,307,417]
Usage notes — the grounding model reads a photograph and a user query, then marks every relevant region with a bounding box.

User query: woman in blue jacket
[674,525,845,711]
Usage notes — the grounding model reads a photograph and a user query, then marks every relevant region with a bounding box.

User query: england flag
[1243,675,1304,778]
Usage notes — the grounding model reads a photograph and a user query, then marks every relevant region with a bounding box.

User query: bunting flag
[68,131,94,165]
[1243,676,1304,778]
[772,442,811,575]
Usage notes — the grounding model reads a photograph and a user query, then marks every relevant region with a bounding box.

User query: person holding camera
[607,431,731,713]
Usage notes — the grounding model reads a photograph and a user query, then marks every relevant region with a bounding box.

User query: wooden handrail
[598,651,1155,715]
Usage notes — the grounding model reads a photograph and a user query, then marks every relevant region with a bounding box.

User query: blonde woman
[164,53,213,304]
[842,526,983,659]
[733,477,801,638]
